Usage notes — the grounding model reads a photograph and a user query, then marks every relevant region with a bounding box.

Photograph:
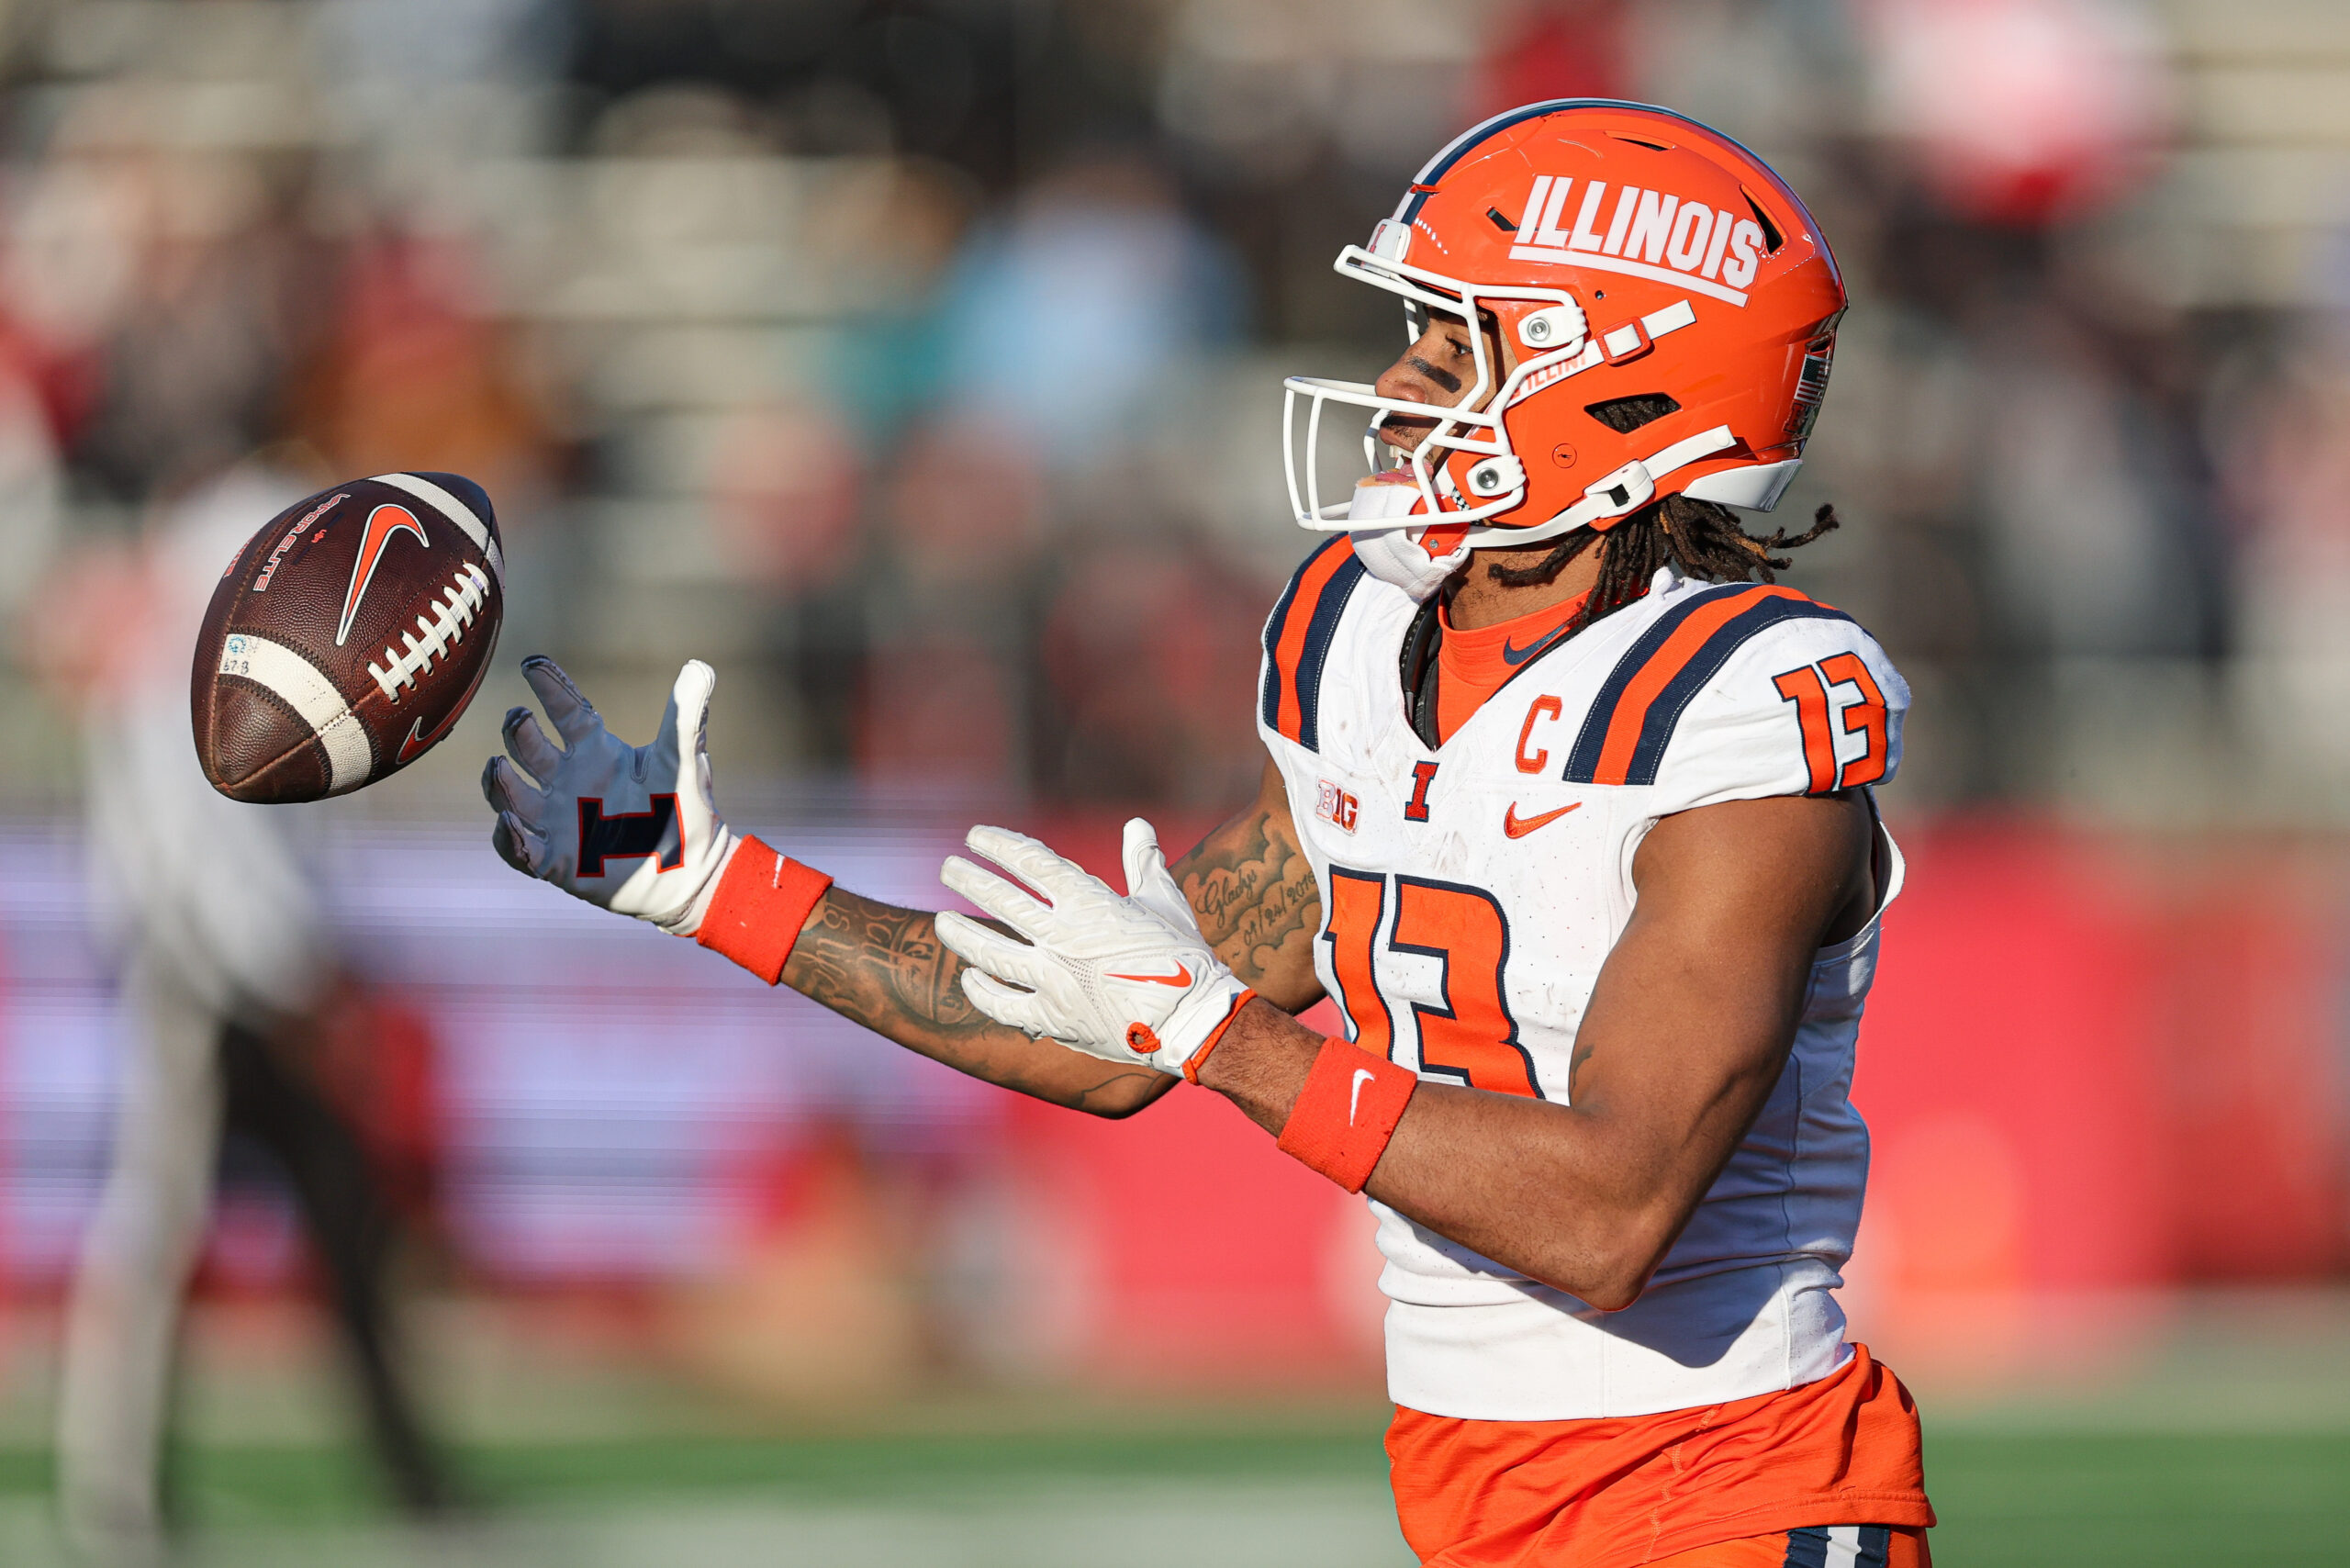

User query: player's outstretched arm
[479,656,1170,1114]
[481,660,1318,1116]
[936,790,1871,1308]
[776,883,1172,1114]
[782,756,1322,1106]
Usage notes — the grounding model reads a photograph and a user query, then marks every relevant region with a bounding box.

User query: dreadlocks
[1484,494,1841,633]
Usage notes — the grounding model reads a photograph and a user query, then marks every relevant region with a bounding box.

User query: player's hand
[480,656,739,936]
[935,819,1252,1078]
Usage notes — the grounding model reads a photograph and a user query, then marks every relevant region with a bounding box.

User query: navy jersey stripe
[1259,537,1337,732]
[1561,584,1750,781]
[1564,588,1856,787]
[1781,1525,1832,1568]
[1291,554,1366,753]
[1616,597,1854,786]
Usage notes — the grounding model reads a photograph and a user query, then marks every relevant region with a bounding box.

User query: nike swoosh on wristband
[1502,801,1582,838]
[1349,1068,1376,1124]
[1106,961,1193,987]
[1502,630,1562,666]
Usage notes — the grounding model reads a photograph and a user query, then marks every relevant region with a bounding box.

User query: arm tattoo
[780,888,1163,1114]
[786,892,992,1044]
[1174,808,1321,991]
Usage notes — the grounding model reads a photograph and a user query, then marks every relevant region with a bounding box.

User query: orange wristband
[695,835,832,984]
[1275,1039,1418,1193]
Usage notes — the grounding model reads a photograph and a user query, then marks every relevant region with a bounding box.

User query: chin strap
[1460,424,1740,550]
[1352,523,1473,601]
[1341,425,1760,599]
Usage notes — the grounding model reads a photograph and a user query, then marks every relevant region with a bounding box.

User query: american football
[192,472,504,803]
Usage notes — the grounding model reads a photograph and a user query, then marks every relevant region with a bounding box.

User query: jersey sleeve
[1630,591,1909,817]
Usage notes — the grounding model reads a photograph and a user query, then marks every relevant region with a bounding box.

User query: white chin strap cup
[1352,525,1473,601]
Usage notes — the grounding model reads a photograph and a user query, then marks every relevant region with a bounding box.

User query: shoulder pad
[1562,584,1860,788]
[1617,586,1907,811]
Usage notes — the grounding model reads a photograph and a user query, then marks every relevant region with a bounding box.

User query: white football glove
[481,656,739,936]
[935,819,1252,1078]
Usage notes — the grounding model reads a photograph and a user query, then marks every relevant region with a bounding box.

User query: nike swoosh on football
[1502,801,1583,838]
[397,708,461,764]
[337,504,431,647]
[397,648,492,764]
[1501,631,1561,666]
[1348,1068,1376,1124]
[1106,961,1193,987]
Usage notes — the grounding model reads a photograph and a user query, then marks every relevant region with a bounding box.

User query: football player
[485,101,1931,1567]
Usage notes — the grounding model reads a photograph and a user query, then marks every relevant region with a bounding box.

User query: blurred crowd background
[0,0,2346,1562]
[7,0,2350,816]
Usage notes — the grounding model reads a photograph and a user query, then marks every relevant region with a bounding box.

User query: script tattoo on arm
[1171,771,1325,1013]
[780,887,1170,1116]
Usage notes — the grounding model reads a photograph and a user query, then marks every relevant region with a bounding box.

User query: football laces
[368,562,491,702]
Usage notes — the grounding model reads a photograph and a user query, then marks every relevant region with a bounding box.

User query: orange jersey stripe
[1270,541,1357,743]
[1589,586,1805,786]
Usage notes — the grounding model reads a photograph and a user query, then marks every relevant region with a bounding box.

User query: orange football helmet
[1284,99,1846,553]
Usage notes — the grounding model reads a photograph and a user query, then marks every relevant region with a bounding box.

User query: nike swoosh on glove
[480,656,739,936]
[935,819,1253,1079]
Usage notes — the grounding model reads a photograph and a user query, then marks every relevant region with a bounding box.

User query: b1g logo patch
[1315,778,1360,834]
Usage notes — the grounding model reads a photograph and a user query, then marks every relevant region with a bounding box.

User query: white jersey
[1256,543,1909,1422]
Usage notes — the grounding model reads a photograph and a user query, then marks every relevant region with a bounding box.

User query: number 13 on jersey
[1773,654,1888,793]
[1323,868,1544,1100]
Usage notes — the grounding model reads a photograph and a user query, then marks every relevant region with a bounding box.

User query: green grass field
[2,1424,2345,1565]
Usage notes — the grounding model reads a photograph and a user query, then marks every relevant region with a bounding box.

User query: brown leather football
[192,473,505,802]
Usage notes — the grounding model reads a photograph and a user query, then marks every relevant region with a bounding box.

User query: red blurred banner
[1005,815,2350,1388]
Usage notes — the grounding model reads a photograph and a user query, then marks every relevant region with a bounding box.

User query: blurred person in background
[851,152,1248,787]
[929,153,1244,471]
[857,410,1044,783]
[2216,318,2350,779]
[8,104,458,1557]
[1039,533,1271,804]
[485,101,1933,1565]
[33,470,457,1562]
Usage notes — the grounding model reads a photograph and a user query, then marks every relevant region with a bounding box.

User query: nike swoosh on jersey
[1502,801,1583,838]
[337,504,431,646]
[1106,961,1193,987]
[1502,630,1563,666]
[1348,1068,1376,1124]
